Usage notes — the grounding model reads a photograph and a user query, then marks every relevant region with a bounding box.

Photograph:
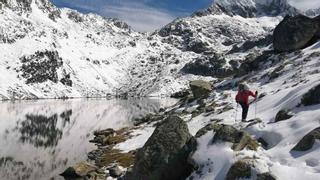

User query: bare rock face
[20,50,63,84]
[124,116,196,180]
[273,15,319,52]
[181,54,234,78]
[292,127,320,151]
[301,84,320,106]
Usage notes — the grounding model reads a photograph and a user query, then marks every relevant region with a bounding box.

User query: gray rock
[292,127,320,151]
[301,84,320,106]
[125,115,196,180]
[226,160,251,180]
[60,162,97,178]
[275,109,293,122]
[257,172,277,180]
[170,89,190,99]
[273,15,319,52]
[20,50,63,84]
[212,124,259,151]
[189,80,212,99]
[195,123,221,138]
[108,166,123,178]
[60,74,72,87]
[67,11,84,23]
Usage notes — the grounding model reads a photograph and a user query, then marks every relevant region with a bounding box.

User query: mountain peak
[194,0,299,18]
[0,0,61,20]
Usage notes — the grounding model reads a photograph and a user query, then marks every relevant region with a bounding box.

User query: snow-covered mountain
[0,0,299,100]
[305,8,320,17]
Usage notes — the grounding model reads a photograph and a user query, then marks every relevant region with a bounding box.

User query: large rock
[273,15,319,52]
[212,124,259,151]
[275,109,293,122]
[60,162,97,178]
[189,80,212,99]
[292,127,320,151]
[257,172,277,180]
[125,116,196,180]
[301,84,320,106]
[226,160,251,180]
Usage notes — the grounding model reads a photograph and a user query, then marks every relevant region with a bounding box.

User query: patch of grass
[98,149,135,168]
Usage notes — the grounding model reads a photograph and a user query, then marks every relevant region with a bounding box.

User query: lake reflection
[0,98,177,180]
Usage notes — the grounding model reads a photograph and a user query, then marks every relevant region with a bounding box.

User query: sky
[50,0,320,32]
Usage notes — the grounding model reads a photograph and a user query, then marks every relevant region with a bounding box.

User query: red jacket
[236,90,256,105]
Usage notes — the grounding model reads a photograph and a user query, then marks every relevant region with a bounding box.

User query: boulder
[226,160,251,180]
[273,15,319,52]
[257,172,277,180]
[189,80,212,99]
[60,162,97,178]
[108,166,123,178]
[124,116,196,180]
[274,109,293,122]
[60,74,73,87]
[292,127,320,151]
[212,124,259,151]
[301,84,320,106]
[195,123,221,138]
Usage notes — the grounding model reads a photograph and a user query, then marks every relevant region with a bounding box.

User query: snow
[0,0,320,179]
[0,0,285,99]
[114,41,320,179]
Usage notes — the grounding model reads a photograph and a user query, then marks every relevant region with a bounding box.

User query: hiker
[235,83,258,122]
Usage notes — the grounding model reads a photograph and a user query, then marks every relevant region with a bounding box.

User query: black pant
[239,102,249,121]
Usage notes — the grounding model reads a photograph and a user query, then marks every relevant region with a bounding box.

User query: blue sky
[50,0,320,32]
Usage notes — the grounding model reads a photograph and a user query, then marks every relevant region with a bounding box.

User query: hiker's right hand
[255,91,258,96]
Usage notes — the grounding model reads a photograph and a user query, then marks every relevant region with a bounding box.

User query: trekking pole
[255,99,257,119]
[235,103,238,122]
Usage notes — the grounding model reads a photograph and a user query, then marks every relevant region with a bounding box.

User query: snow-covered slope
[111,41,320,180]
[305,8,320,17]
[0,0,301,100]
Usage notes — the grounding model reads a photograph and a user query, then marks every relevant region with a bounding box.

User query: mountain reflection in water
[0,98,177,180]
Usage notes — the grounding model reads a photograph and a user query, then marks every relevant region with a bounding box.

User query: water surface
[0,98,177,180]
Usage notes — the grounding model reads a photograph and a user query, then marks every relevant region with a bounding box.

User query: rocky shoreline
[60,80,269,180]
[61,77,320,180]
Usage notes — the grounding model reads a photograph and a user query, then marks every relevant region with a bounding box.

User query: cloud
[98,3,180,32]
[53,0,186,32]
[288,0,320,11]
